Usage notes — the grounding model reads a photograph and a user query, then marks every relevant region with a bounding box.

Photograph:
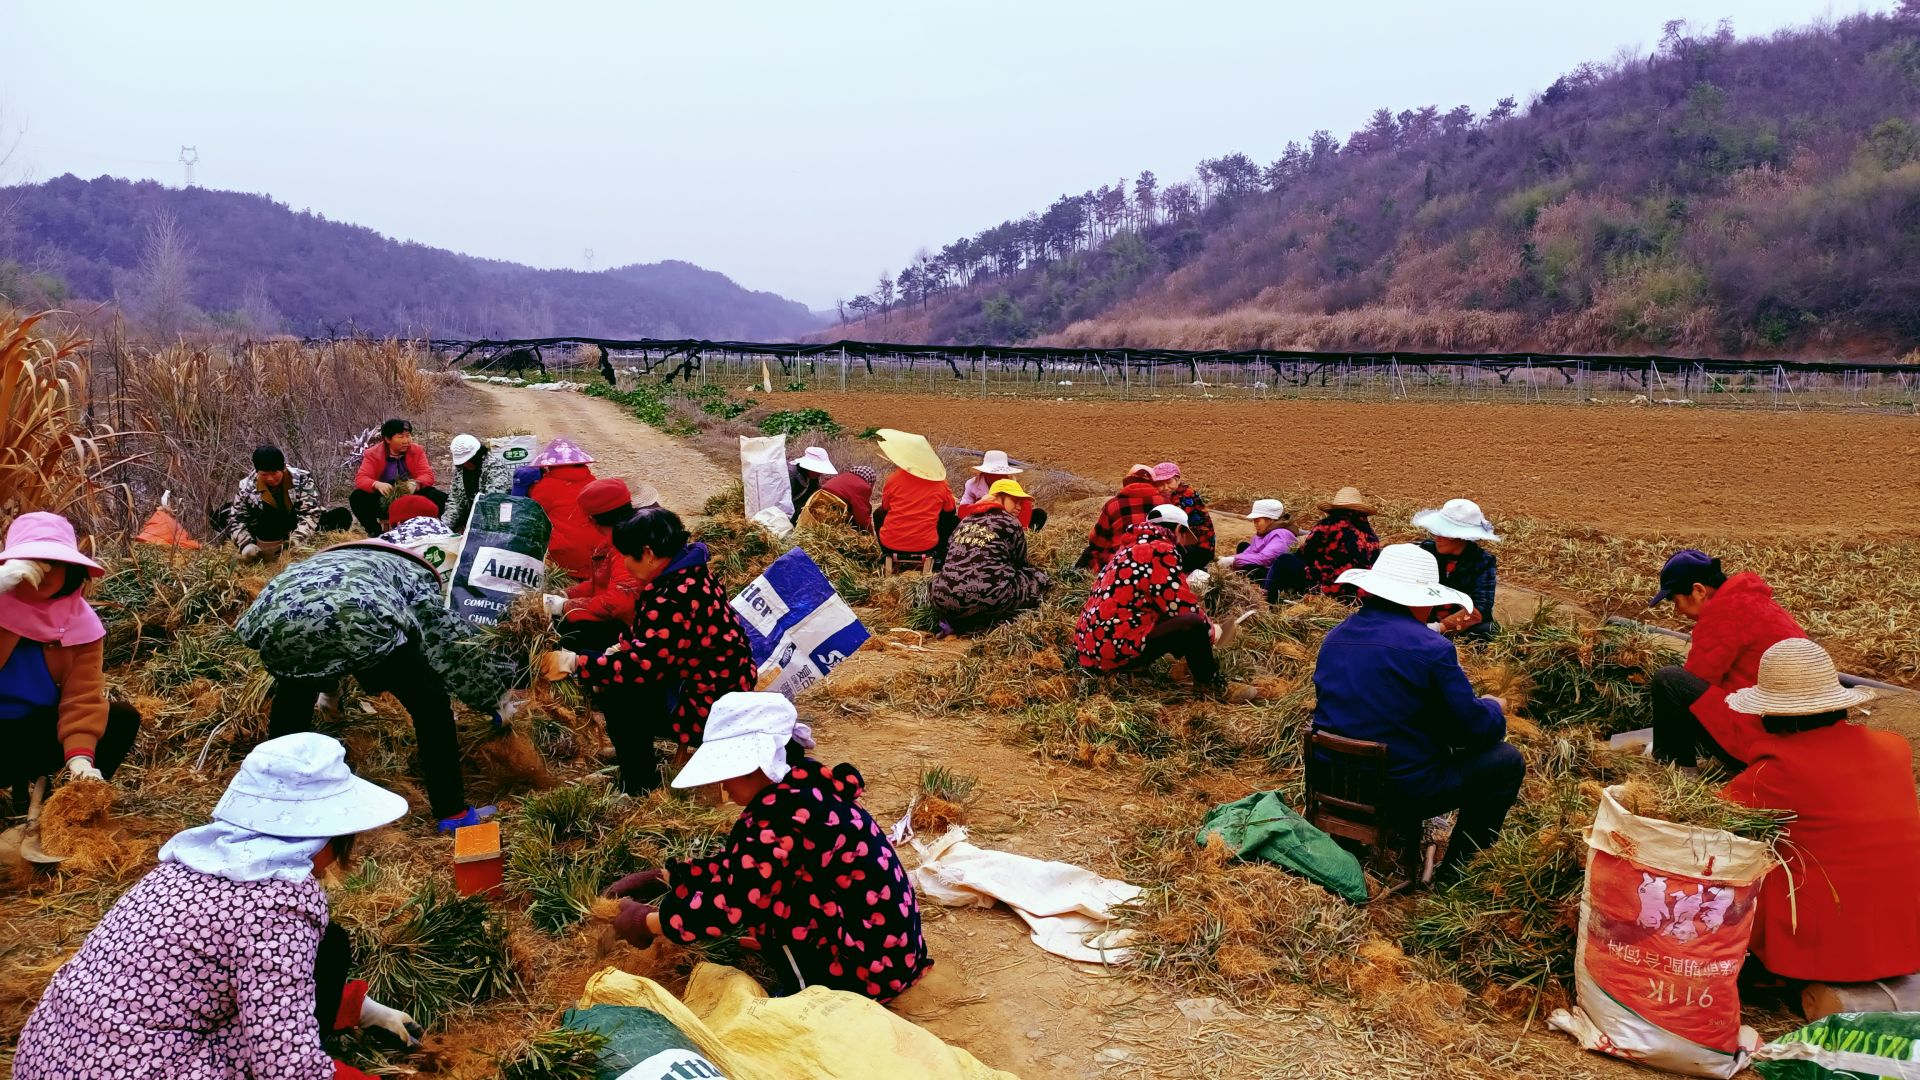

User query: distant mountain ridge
[0,174,822,340]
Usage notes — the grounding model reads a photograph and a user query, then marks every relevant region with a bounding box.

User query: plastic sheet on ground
[576,963,1021,1080]
[910,826,1139,964]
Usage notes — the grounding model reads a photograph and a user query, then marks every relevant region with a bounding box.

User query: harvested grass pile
[507,784,645,933]
[497,1027,611,1080]
[338,879,518,1028]
[1479,606,1665,734]
[910,765,977,834]
[37,779,139,872]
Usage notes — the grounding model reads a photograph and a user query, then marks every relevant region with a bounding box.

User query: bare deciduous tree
[130,209,199,340]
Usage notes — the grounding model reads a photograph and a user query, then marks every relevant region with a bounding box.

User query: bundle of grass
[787,524,883,604]
[865,573,939,632]
[619,788,735,866]
[692,513,782,592]
[1018,694,1171,767]
[506,784,644,933]
[339,882,518,1028]
[91,547,267,667]
[496,1027,611,1080]
[36,778,141,872]
[910,766,977,834]
[1484,606,1664,733]
[480,587,565,691]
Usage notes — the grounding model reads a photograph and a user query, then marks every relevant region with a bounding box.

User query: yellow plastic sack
[577,964,1020,1080]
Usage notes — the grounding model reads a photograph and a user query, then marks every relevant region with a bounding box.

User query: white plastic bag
[740,435,793,522]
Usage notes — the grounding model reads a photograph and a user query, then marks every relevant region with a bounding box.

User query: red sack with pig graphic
[1550,784,1776,1078]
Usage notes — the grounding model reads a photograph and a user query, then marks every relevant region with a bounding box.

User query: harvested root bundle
[37,779,137,871]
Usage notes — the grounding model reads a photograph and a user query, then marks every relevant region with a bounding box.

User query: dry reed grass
[0,310,102,523]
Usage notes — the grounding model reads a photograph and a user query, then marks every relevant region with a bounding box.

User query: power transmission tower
[179,146,200,188]
[584,247,595,271]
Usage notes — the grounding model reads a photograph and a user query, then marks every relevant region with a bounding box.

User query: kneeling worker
[600,693,930,1003]
[1311,544,1520,883]
[930,478,1051,635]
[219,445,323,561]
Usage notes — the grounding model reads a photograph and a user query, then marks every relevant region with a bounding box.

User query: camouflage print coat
[223,467,323,546]
[236,544,513,710]
[929,507,1051,623]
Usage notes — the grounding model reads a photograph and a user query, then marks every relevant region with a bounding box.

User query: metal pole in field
[839,346,847,392]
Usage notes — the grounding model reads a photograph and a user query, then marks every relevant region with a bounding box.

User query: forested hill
[0,175,821,340]
[831,10,1920,357]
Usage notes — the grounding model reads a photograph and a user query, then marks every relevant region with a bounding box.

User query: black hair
[590,505,636,530]
[252,445,286,473]
[1357,593,1412,615]
[1761,709,1849,735]
[327,834,356,868]
[380,418,411,440]
[51,564,85,599]
[784,739,809,767]
[611,506,689,562]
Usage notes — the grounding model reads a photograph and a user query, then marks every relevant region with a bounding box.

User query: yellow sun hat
[873,429,948,482]
[987,478,1032,500]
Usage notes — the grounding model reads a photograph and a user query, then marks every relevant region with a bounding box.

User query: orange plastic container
[452,821,503,898]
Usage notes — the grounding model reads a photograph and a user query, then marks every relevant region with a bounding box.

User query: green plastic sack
[1753,1012,1920,1079]
[557,1003,729,1079]
[1195,790,1368,903]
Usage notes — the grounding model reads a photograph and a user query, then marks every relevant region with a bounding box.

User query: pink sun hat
[0,512,105,578]
[1150,462,1181,482]
[530,437,595,467]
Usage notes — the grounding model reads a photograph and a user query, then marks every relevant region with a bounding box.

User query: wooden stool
[1802,972,1920,1021]
[1302,729,1438,898]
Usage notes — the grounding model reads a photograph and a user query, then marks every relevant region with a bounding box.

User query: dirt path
[456,383,729,517]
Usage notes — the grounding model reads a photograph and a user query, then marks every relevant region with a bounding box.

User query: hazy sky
[3,0,1872,308]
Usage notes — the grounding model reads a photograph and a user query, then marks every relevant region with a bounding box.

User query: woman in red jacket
[1720,639,1920,984]
[526,437,601,579]
[349,419,446,536]
[546,477,662,653]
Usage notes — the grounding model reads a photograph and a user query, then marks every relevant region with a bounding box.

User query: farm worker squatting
[1413,498,1501,641]
[349,418,447,537]
[929,478,1052,636]
[542,477,663,655]
[1220,497,1295,588]
[14,733,423,1080]
[959,449,1048,530]
[599,692,931,1004]
[212,445,329,561]
[872,429,958,568]
[440,432,514,534]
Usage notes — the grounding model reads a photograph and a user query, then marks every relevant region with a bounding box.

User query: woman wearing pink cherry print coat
[600,693,931,1004]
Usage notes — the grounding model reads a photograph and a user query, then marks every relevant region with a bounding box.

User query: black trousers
[594,680,680,794]
[1130,613,1220,685]
[315,920,351,1031]
[6,701,142,810]
[348,485,448,536]
[1399,742,1526,875]
[1650,664,1745,771]
[1265,553,1308,602]
[556,618,623,657]
[267,640,467,819]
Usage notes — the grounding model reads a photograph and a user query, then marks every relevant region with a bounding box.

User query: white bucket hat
[972,449,1023,476]
[790,446,838,476]
[1246,498,1286,522]
[212,732,408,838]
[1412,498,1500,542]
[672,692,817,788]
[1146,504,1190,529]
[450,433,482,466]
[1726,639,1875,717]
[1337,544,1475,611]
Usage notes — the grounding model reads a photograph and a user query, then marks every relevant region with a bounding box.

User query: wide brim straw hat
[874,429,947,482]
[1412,498,1500,542]
[1320,486,1376,515]
[212,732,408,838]
[973,449,1023,476]
[1337,543,1474,610]
[0,511,105,577]
[1726,638,1875,717]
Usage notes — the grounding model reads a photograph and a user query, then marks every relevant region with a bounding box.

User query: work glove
[0,559,49,595]
[358,996,423,1047]
[1186,569,1211,593]
[1214,555,1237,572]
[611,899,658,948]
[540,649,580,681]
[542,593,568,617]
[239,543,263,563]
[602,869,669,901]
[66,757,104,783]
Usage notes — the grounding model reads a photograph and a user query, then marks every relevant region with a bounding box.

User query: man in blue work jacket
[1311,544,1524,884]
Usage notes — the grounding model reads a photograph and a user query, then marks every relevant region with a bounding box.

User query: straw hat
[1336,544,1474,610]
[987,478,1032,500]
[1320,486,1376,515]
[1246,498,1286,522]
[449,434,482,466]
[213,733,407,838]
[790,446,838,475]
[1412,498,1500,542]
[874,429,947,482]
[1726,639,1875,717]
[531,437,595,467]
[973,449,1023,476]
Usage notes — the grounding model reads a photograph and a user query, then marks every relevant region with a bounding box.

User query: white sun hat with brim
[1146,504,1190,529]
[972,449,1023,476]
[790,446,838,475]
[211,732,408,839]
[1246,498,1287,522]
[1412,498,1501,542]
[449,433,482,467]
[672,692,818,788]
[1337,544,1475,611]
[1726,638,1875,717]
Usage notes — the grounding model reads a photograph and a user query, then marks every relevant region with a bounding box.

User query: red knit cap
[577,477,633,516]
[385,494,439,529]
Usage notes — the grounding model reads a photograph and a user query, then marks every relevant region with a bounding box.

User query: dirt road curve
[459,384,728,516]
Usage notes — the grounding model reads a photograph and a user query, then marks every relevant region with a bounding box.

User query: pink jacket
[353,442,434,492]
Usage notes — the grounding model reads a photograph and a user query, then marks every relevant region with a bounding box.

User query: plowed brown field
[782,393,1920,538]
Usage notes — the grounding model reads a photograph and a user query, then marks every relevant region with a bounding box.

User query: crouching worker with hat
[440,433,513,535]
[238,538,510,832]
[14,733,422,1080]
[541,477,663,656]
[1413,498,1501,641]
[930,478,1052,636]
[1311,544,1521,884]
[215,445,326,562]
[1720,639,1920,986]
[350,419,447,537]
[600,693,931,1004]
[1,512,140,845]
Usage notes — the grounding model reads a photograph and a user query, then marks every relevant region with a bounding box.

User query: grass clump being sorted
[912,766,978,834]
[1478,605,1664,734]
[507,784,644,933]
[338,881,518,1029]
[497,1027,612,1080]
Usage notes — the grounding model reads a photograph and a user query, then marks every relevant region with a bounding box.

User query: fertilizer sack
[739,434,793,521]
[1549,784,1775,1078]
[489,434,539,471]
[553,1003,727,1079]
[1753,1012,1920,1080]
[729,547,868,700]
[449,494,551,629]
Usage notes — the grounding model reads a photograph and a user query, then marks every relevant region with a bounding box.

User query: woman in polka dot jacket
[542,507,756,793]
[600,693,931,1004]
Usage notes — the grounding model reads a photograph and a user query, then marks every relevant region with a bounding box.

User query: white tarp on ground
[910,826,1140,965]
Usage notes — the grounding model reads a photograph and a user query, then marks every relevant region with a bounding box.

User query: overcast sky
[2,0,1871,308]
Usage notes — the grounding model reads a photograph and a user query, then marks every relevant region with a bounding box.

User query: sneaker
[436,805,497,834]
